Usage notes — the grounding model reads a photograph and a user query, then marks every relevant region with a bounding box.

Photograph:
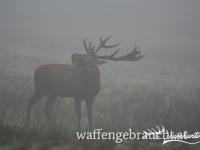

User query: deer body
[34,64,100,99]
[26,36,143,130]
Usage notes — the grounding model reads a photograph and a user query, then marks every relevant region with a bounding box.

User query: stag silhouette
[25,36,143,130]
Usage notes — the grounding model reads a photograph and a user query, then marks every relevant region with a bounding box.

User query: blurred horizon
[0,0,200,87]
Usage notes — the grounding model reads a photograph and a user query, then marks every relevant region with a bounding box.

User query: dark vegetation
[0,69,200,149]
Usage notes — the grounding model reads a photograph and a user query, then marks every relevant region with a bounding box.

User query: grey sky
[0,0,200,86]
[1,0,200,51]
[0,0,200,71]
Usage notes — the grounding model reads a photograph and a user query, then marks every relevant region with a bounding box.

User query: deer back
[34,63,100,99]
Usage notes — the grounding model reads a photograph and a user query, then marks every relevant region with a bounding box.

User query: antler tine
[113,44,144,61]
[100,35,112,44]
[83,38,96,55]
[110,50,119,57]
[88,40,96,55]
[96,50,119,60]
[94,36,121,54]
[102,36,121,48]
[95,44,144,62]
[83,38,90,55]
[88,40,92,50]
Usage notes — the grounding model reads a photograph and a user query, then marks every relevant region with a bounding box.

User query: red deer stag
[25,36,143,130]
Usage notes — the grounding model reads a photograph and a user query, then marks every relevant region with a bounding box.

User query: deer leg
[25,91,43,127]
[86,99,93,131]
[74,99,81,131]
[45,95,57,126]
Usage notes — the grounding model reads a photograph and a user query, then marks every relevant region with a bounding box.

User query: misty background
[0,1,200,149]
[0,0,199,88]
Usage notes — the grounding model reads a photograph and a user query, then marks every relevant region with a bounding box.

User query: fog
[0,1,200,149]
[1,0,200,88]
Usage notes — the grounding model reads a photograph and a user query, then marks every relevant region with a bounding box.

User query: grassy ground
[0,73,200,149]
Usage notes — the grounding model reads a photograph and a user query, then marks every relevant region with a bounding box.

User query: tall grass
[0,73,199,132]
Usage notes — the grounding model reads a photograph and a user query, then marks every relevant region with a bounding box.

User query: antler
[82,36,144,64]
[96,44,144,62]
[83,38,95,55]
[94,36,121,54]
[83,36,120,56]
